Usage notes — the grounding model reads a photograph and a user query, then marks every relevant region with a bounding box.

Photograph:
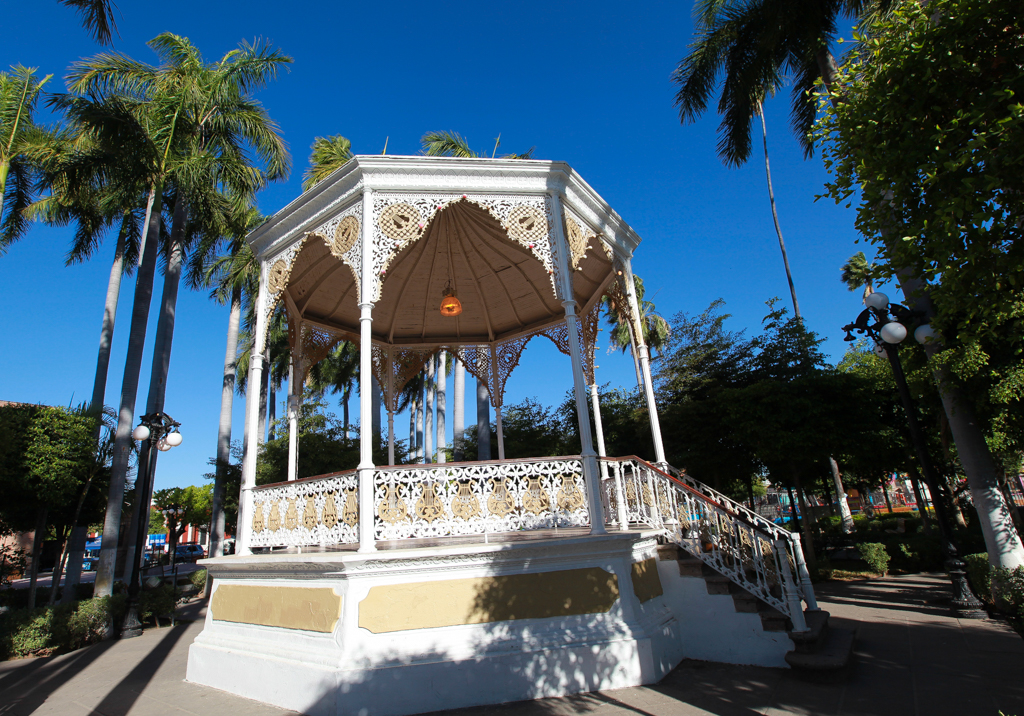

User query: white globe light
[880,322,908,344]
[132,425,151,441]
[156,438,171,452]
[873,343,888,358]
[914,324,937,345]
[165,431,183,447]
[865,292,889,311]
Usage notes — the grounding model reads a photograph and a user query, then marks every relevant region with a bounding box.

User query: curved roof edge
[248,155,642,260]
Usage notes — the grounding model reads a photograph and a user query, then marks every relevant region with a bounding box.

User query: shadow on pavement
[88,623,190,716]
[0,638,118,714]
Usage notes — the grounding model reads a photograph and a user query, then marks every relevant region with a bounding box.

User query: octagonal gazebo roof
[247,155,644,413]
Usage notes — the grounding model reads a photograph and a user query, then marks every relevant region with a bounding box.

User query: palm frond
[421,131,477,158]
[303,135,352,191]
[59,0,119,46]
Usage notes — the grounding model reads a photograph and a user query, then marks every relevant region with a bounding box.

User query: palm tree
[59,0,118,45]
[421,130,534,159]
[840,251,876,302]
[66,33,290,595]
[603,275,670,387]
[1,65,51,253]
[756,101,801,321]
[308,342,360,432]
[302,135,353,191]
[198,207,262,558]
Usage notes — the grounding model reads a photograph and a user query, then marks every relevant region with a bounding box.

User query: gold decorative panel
[358,567,619,633]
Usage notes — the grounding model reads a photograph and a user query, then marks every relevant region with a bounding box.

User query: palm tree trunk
[793,477,818,567]
[453,357,465,461]
[476,364,491,461]
[415,386,424,462]
[436,352,447,463]
[829,457,854,533]
[409,396,417,459]
[89,219,128,418]
[94,184,161,599]
[371,378,382,440]
[425,356,434,463]
[261,351,271,443]
[27,508,47,610]
[757,102,801,321]
[124,194,186,576]
[342,386,350,434]
[907,463,933,532]
[897,271,1024,570]
[210,284,241,559]
[63,221,129,598]
[49,468,97,606]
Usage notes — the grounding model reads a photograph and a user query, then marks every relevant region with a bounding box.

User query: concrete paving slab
[1,573,1022,716]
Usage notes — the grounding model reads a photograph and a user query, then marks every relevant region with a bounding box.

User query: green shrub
[964,553,992,604]
[992,565,1024,622]
[190,568,208,592]
[859,543,890,575]
[140,585,175,620]
[811,558,834,582]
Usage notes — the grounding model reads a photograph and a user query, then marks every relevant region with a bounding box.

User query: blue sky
[0,0,872,492]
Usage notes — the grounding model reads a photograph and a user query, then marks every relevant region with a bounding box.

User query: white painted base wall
[657,559,792,668]
[186,535,792,716]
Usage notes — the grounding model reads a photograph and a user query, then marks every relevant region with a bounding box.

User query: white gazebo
[186,156,823,716]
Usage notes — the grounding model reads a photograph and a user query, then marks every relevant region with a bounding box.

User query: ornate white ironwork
[602,457,814,629]
[369,193,560,302]
[308,201,364,301]
[250,470,360,548]
[373,457,589,540]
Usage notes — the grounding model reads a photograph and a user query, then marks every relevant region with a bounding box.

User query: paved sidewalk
[1,574,1022,716]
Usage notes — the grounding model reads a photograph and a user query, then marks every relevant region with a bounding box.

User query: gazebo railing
[250,469,360,549]
[373,456,589,540]
[248,456,590,548]
[601,456,814,631]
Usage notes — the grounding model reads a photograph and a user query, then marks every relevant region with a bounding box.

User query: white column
[550,192,606,535]
[287,355,300,482]
[490,343,505,460]
[357,189,376,553]
[624,259,667,465]
[436,351,447,464]
[238,275,269,555]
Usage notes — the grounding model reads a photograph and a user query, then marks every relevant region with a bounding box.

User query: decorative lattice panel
[373,458,589,540]
[250,471,359,548]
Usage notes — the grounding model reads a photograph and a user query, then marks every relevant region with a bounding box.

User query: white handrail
[601,456,813,631]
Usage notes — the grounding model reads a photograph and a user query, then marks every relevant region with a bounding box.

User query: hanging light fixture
[440,278,462,316]
[439,222,463,316]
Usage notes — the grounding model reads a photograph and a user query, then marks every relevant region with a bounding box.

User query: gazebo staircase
[604,457,855,676]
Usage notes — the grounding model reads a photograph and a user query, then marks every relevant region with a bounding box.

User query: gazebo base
[186,532,684,716]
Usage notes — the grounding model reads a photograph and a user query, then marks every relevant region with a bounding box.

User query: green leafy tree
[815,0,1024,569]
[153,484,213,561]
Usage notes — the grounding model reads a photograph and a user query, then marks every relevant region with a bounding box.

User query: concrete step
[758,607,791,632]
[785,626,855,679]
[788,609,830,654]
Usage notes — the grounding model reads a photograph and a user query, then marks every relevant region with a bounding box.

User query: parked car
[174,544,205,563]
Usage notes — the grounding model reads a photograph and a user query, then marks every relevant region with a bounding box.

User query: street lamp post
[843,294,985,618]
[123,412,182,638]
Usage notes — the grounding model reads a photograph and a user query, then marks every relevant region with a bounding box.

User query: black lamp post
[843,293,986,618]
[122,412,182,638]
